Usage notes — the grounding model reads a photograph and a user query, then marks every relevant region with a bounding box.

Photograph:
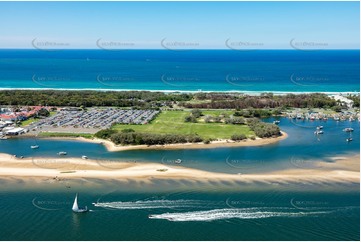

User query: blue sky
[0,1,359,49]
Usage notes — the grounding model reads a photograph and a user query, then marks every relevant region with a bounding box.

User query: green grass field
[112,110,254,139]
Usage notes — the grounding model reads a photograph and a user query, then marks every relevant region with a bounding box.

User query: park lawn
[112,110,254,139]
[20,118,37,127]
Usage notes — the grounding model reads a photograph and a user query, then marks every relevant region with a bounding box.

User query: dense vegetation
[247,118,281,138]
[1,90,357,110]
[109,131,203,145]
[94,129,117,139]
[181,93,344,109]
[0,90,191,108]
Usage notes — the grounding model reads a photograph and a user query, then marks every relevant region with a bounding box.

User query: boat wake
[148,207,334,222]
[93,199,209,210]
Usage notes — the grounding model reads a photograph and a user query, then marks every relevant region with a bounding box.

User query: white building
[331,95,354,109]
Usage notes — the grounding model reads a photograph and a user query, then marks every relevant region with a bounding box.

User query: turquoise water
[0,189,359,240]
[0,50,359,93]
[0,117,359,240]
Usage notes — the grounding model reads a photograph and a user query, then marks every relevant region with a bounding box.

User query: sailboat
[31,136,40,149]
[72,193,88,213]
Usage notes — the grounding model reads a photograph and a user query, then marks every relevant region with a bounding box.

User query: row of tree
[0,90,192,108]
[181,93,357,109]
[2,91,357,110]
[109,131,203,145]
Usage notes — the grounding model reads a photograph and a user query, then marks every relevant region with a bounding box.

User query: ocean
[0,49,359,93]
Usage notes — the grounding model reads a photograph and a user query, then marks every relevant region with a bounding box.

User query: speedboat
[346,138,353,142]
[174,159,182,164]
[57,151,67,155]
[30,145,39,149]
[81,155,88,160]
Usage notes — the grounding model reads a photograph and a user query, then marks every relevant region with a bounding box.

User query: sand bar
[0,152,358,186]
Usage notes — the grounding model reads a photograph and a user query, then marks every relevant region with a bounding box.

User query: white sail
[72,194,79,211]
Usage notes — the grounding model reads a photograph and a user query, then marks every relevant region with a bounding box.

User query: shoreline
[0,153,359,186]
[0,88,359,95]
[40,131,288,152]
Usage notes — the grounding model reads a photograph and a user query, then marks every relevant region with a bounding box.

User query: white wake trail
[93,199,207,210]
[148,208,332,222]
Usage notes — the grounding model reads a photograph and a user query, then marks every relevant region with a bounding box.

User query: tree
[121,128,135,133]
[231,134,247,141]
[94,129,117,139]
[191,109,202,118]
[37,108,50,117]
[185,115,197,123]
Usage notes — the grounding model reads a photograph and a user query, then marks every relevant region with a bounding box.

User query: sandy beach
[49,131,288,152]
[0,152,358,186]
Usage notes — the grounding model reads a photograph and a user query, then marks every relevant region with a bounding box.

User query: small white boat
[346,138,353,142]
[314,130,324,135]
[30,145,39,149]
[175,159,182,164]
[273,120,280,125]
[316,126,323,130]
[57,151,67,155]
[72,193,88,213]
[343,128,354,132]
[0,136,8,140]
[81,155,88,160]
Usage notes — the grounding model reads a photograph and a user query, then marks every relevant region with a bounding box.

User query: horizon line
[0,48,360,51]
